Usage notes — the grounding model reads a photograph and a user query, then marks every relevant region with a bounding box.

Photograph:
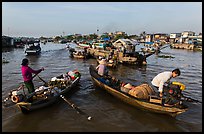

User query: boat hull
[89,65,187,117]
[25,50,41,55]
[16,76,80,114]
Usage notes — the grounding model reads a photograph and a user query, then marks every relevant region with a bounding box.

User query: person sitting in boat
[96,59,108,77]
[84,47,88,53]
[21,58,44,94]
[151,68,181,98]
[108,50,114,60]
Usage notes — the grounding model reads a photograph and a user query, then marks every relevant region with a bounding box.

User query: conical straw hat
[99,59,106,65]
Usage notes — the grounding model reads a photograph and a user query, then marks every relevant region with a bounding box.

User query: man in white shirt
[151,68,181,97]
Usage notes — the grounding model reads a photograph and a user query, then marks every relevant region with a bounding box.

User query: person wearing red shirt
[21,58,44,93]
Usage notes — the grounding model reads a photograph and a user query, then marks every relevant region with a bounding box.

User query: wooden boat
[87,48,110,58]
[76,41,91,49]
[87,48,147,65]
[73,54,85,59]
[118,52,148,65]
[7,70,81,114]
[170,43,195,50]
[89,65,188,117]
[71,51,86,59]
[141,47,156,54]
[70,49,91,59]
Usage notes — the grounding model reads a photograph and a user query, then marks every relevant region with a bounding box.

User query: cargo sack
[128,84,154,99]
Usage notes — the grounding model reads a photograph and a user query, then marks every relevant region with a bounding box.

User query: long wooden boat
[89,65,188,117]
[70,50,91,59]
[7,70,81,114]
[87,48,147,65]
[72,53,85,59]
[74,55,84,59]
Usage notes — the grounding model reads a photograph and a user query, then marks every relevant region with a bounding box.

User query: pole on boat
[53,88,92,121]
[37,75,48,86]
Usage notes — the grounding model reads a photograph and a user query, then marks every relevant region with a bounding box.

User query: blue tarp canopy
[103,37,110,41]
[145,42,154,45]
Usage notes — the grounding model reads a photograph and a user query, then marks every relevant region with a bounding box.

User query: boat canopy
[112,39,134,48]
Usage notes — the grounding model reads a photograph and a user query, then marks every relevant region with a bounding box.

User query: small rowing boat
[4,70,81,114]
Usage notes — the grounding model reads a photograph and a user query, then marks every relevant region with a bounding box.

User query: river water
[2,42,202,132]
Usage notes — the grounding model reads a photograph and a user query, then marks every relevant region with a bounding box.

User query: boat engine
[167,81,185,98]
[163,81,186,106]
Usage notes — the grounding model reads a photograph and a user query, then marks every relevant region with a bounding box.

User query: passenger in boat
[155,43,160,55]
[96,59,108,76]
[123,48,126,54]
[84,47,87,54]
[107,50,114,61]
[151,68,181,98]
[21,58,44,94]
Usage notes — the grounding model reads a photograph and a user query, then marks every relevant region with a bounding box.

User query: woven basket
[128,84,154,99]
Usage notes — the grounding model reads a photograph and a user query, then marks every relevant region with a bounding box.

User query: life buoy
[11,95,19,103]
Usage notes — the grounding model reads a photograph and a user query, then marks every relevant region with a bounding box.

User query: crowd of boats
[67,38,166,67]
[3,37,202,118]
[3,63,200,118]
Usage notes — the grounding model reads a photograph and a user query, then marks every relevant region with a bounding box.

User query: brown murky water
[2,42,202,132]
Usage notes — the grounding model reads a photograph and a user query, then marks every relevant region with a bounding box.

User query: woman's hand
[41,67,44,71]
[159,92,163,97]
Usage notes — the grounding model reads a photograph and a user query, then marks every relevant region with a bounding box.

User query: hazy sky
[2,2,202,38]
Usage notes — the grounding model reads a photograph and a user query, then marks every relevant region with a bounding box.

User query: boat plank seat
[149,95,163,104]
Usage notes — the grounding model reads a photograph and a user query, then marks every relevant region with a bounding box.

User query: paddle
[32,72,41,79]
[37,75,48,86]
[37,75,92,121]
[53,89,92,121]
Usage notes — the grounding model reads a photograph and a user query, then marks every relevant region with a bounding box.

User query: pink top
[21,65,42,82]
[96,64,107,76]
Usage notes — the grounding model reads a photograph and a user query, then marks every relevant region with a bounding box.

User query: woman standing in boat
[96,59,108,76]
[21,58,44,93]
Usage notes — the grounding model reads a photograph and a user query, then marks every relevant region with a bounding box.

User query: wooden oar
[32,72,40,79]
[37,75,48,86]
[38,75,92,121]
[53,88,92,121]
